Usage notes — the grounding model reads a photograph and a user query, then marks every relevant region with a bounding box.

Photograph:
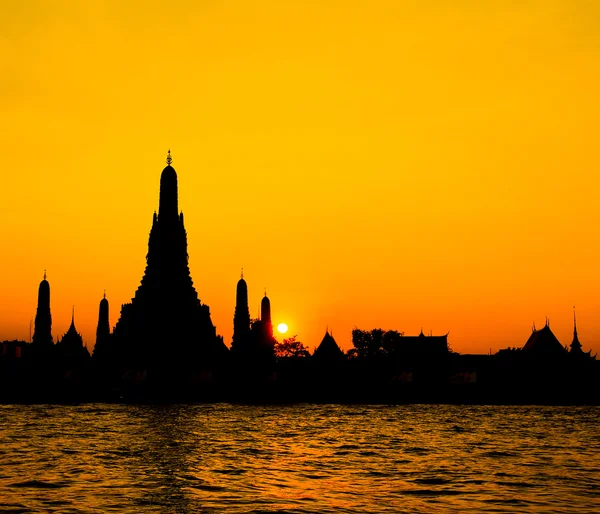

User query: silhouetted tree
[383,330,404,355]
[275,335,310,359]
[349,328,384,359]
[348,328,404,359]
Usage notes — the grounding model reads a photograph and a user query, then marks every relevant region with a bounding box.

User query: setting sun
[277,323,288,334]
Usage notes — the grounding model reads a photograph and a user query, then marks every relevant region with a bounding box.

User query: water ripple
[0,404,598,513]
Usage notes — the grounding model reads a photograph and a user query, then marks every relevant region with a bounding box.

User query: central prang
[111,152,228,384]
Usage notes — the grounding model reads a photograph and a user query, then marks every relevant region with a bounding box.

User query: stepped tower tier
[113,152,228,373]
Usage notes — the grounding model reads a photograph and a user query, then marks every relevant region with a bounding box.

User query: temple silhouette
[0,151,598,403]
[110,151,227,391]
[32,271,52,347]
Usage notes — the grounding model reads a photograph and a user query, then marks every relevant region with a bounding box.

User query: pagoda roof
[523,324,566,353]
[393,332,449,353]
[313,331,344,360]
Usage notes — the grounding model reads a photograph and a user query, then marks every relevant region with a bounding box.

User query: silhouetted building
[92,292,111,361]
[112,151,227,378]
[260,291,273,338]
[245,290,276,369]
[231,271,251,354]
[570,310,582,354]
[568,310,596,360]
[394,330,449,354]
[313,330,345,361]
[97,292,110,344]
[32,271,53,347]
[522,320,566,354]
[56,308,90,361]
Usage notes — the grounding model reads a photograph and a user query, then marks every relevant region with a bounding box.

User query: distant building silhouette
[32,271,53,347]
[244,290,276,370]
[112,151,227,378]
[92,292,111,362]
[570,310,582,354]
[248,291,275,351]
[260,291,273,338]
[522,319,566,354]
[567,310,596,360]
[97,292,110,345]
[394,330,449,354]
[56,307,90,361]
[313,330,345,362]
[231,270,251,354]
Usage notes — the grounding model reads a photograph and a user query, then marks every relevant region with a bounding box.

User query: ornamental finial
[166,149,172,166]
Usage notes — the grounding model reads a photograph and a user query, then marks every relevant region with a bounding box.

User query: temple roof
[570,310,583,353]
[313,330,344,360]
[523,323,566,353]
[394,333,449,353]
[57,309,89,360]
[60,311,84,347]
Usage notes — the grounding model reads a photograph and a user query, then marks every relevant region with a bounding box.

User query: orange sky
[1,1,599,355]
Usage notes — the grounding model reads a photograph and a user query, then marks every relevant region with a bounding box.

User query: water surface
[0,404,598,513]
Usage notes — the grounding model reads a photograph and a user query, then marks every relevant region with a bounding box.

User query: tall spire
[261,291,271,324]
[232,271,251,353]
[33,273,53,346]
[95,291,111,358]
[260,290,273,337]
[112,150,227,379]
[571,306,582,353]
[71,306,75,328]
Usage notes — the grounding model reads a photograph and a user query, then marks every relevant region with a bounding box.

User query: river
[0,404,598,513]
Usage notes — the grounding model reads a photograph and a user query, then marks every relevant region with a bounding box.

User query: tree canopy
[274,335,310,359]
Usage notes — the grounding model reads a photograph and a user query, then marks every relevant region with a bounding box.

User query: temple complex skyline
[1,2,600,355]
[7,151,597,361]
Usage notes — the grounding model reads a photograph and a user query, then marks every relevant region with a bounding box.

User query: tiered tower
[93,292,111,361]
[570,309,582,354]
[232,270,251,353]
[261,291,273,338]
[32,271,53,346]
[113,151,227,372]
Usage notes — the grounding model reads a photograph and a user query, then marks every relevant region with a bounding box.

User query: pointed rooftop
[570,308,583,354]
[523,320,566,353]
[313,330,345,361]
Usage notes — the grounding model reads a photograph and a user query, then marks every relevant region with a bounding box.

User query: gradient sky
[1,1,599,355]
